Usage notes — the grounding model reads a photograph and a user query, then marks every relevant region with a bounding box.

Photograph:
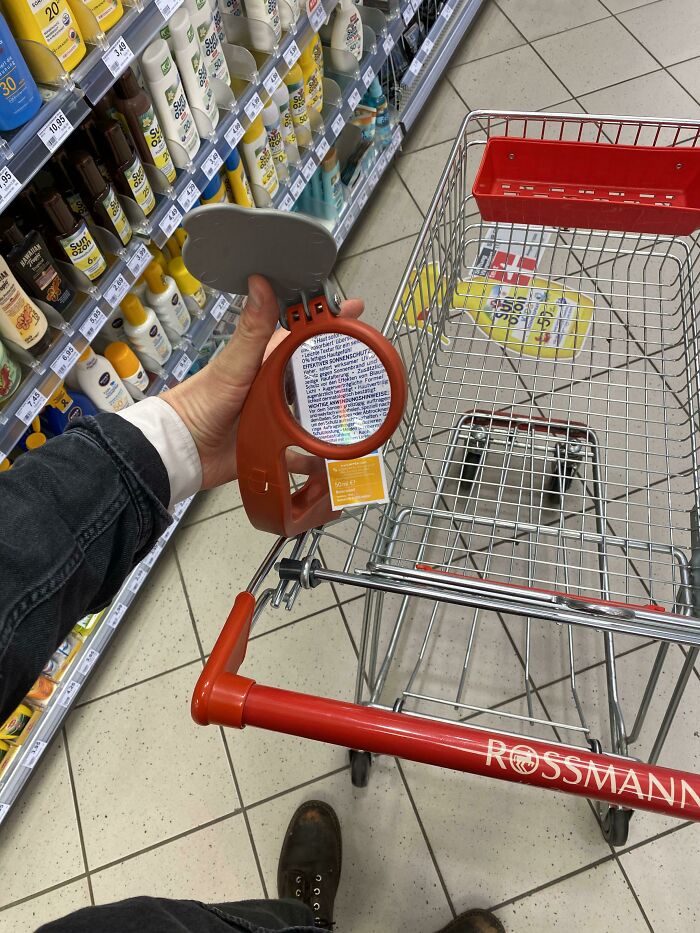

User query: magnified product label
[290,333,391,445]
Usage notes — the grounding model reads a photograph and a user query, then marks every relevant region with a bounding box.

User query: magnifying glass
[181,205,407,537]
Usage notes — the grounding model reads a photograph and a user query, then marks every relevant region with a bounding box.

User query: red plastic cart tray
[472,137,700,235]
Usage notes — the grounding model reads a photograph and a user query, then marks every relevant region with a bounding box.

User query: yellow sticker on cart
[326,452,389,510]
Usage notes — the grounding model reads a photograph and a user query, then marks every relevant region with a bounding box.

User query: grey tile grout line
[612,854,656,932]
[61,726,96,907]
[0,874,90,916]
[393,163,428,219]
[180,502,244,530]
[73,656,202,710]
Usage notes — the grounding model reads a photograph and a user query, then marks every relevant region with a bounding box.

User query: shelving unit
[0,0,486,823]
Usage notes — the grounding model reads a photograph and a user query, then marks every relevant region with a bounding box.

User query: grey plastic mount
[181,204,338,306]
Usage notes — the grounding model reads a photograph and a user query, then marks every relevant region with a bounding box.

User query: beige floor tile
[534,18,656,97]
[339,168,424,259]
[619,0,700,66]
[449,1,525,66]
[620,824,700,928]
[91,813,263,905]
[579,69,700,119]
[181,482,243,528]
[396,140,456,216]
[336,235,418,331]
[78,548,200,705]
[246,760,452,933]
[603,0,658,11]
[401,77,469,153]
[449,44,569,112]
[223,608,357,804]
[496,860,647,930]
[66,662,238,868]
[0,880,91,933]
[0,739,83,908]
[668,56,700,102]
[496,0,608,42]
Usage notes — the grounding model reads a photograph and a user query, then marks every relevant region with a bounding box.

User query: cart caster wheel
[349,750,371,788]
[601,806,632,846]
[546,441,582,506]
[460,427,487,493]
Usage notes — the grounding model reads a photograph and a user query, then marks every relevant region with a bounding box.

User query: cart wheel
[460,427,487,492]
[601,806,632,846]
[349,750,371,788]
[546,441,582,506]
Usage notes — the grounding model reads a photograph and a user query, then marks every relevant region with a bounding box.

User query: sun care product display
[0,14,42,131]
[68,0,124,32]
[283,63,311,146]
[272,83,299,164]
[364,77,390,145]
[241,114,278,203]
[0,219,74,314]
[169,256,207,313]
[103,122,157,218]
[43,382,98,433]
[0,254,51,356]
[243,0,281,46]
[141,38,200,168]
[114,69,178,183]
[0,336,21,402]
[75,151,133,247]
[262,96,288,179]
[169,8,219,136]
[144,261,191,338]
[76,346,133,412]
[104,341,149,399]
[298,42,322,114]
[321,147,343,216]
[43,191,107,282]
[3,0,85,80]
[224,149,254,207]
[120,293,172,366]
[330,0,362,67]
[182,0,231,86]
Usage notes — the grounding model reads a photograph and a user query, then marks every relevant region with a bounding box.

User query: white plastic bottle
[243,0,281,44]
[330,0,362,67]
[144,261,192,339]
[209,0,227,44]
[262,96,288,179]
[183,0,231,86]
[271,83,300,164]
[169,8,219,136]
[141,39,200,167]
[103,342,150,400]
[120,294,172,366]
[76,347,133,412]
[241,114,279,203]
[221,0,243,15]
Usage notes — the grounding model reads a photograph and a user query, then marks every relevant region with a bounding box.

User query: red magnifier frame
[237,293,408,537]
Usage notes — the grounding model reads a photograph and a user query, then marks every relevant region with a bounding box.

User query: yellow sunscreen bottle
[67,0,124,35]
[5,0,86,79]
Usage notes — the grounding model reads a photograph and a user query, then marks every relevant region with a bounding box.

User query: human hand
[163,275,364,490]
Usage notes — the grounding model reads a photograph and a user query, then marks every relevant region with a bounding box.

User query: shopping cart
[193,111,700,846]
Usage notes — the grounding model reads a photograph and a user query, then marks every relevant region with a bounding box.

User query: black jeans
[0,415,325,933]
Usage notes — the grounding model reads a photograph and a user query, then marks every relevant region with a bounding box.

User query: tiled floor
[3,0,700,930]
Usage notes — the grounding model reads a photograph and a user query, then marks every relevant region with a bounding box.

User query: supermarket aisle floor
[3,0,700,930]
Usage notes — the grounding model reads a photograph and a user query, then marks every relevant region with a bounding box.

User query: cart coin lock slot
[182,205,407,536]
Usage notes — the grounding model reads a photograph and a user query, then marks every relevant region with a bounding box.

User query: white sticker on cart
[326,450,389,510]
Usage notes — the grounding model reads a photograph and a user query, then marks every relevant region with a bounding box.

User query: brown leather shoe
[277,800,342,929]
[433,908,506,933]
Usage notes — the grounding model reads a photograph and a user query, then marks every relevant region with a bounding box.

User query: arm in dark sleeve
[0,413,171,722]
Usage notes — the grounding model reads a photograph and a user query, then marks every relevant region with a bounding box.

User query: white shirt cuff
[116,396,202,511]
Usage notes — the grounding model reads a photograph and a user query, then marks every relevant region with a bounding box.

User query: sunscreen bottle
[224,149,254,207]
[144,261,192,338]
[104,341,150,399]
[241,114,279,202]
[76,346,133,411]
[141,38,200,167]
[121,293,172,365]
[169,257,207,313]
[0,14,42,131]
[169,8,219,135]
[4,0,86,80]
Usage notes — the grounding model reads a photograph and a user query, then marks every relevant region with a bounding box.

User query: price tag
[244,93,263,123]
[359,190,369,209]
[307,0,326,32]
[103,272,129,309]
[409,58,422,77]
[422,38,434,55]
[402,3,413,24]
[349,87,362,110]
[107,602,128,628]
[50,342,79,379]
[127,242,151,278]
[302,158,316,181]
[79,306,106,342]
[156,0,183,17]
[38,108,72,153]
[0,804,10,827]
[283,41,301,68]
[378,151,389,172]
[59,680,81,708]
[178,179,200,212]
[412,0,420,12]
[102,36,134,77]
[211,294,229,321]
[160,204,183,239]
[143,543,162,568]
[161,522,176,542]
[16,388,47,426]
[202,149,223,180]
[443,1,453,18]
[279,192,294,212]
[315,136,330,161]
[78,648,100,677]
[129,565,148,594]
[263,67,282,97]
[22,740,47,770]
[225,119,245,149]
[363,66,374,89]
[331,112,345,137]
[172,352,193,381]
[0,165,20,208]
[291,175,305,198]
[383,34,395,55]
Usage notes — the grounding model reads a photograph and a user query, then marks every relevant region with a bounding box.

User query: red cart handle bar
[192,593,700,822]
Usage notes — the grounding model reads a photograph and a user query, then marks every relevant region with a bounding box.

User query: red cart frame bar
[193,593,700,822]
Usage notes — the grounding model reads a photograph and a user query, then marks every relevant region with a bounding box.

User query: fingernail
[247,278,263,311]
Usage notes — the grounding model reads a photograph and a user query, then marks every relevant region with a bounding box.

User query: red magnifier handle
[237,295,407,537]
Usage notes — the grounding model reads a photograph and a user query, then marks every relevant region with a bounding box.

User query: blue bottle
[0,15,42,132]
[42,383,98,435]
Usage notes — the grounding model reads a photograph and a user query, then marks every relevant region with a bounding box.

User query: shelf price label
[127,242,151,278]
[78,648,100,677]
[422,38,434,56]
[283,41,301,68]
[50,342,79,379]
[331,112,345,137]
[22,739,47,770]
[159,204,183,239]
[107,601,128,629]
[103,272,129,309]
[156,0,184,17]
[178,179,200,212]
[38,108,72,153]
[59,680,81,708]
[16,388,47,426]
[143,542,163,568]
[290,175,305,198]
[172,352,193,382]
[408,57,422,77]
[211,294,229,321]
[383,33,395,55]
[402,3,413,24]
[363,66,375,89]
[443,2,453,18]
[263,67,282,97]
[225,119,245,150]
[411,0,420,12]
[279,192,294,212]
[307,0,326,32]
[129,565,148,594]
[358,189,369,210]
[348,87,362,110]
[244,93,264,123]
[315,136,330,161]
[302,157,316,181]
[79,306,107,341]
[0,165,20,209]
[202,149,224,180]
[103,36,134,77]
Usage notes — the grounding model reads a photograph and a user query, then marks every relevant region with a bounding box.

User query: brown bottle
[50,151,95,224]
[103,122,157,217]
[0,218,74,314]
[114,69,177,184]
[43,192,108,283]
[77,115,113,185]
[75,152,133,248]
